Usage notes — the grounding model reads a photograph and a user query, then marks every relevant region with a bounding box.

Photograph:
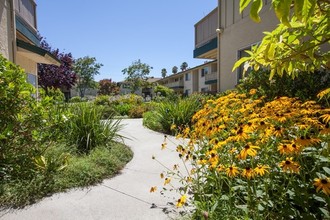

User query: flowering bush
[158,90,330,219]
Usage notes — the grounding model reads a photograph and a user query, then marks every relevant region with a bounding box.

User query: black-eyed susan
[173,164,179,170]
[164,177,171,185]
[216,164,225,172]
[279,157,300,173]
[238,144,260,160]
[161,143,167,150]
[314,177,330,196]
[295,136,321,147]
[242,167,255,179]
[254,164,270,176]
[176,194,187,208]
[226,165,239,178]
[160,173,164,179]
[278,143,293,155]
[150,186,157,193]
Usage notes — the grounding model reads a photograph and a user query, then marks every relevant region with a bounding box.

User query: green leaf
[322,167,330,175]
[320,207,330,218]
[240,0,253,13]
[250,0,263,23]
[275,0,292,26]
[232,56,251,72]
[313,195,326,204]
[294,0,304,20]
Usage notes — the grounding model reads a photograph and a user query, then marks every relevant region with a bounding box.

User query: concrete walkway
[0,119,186,220]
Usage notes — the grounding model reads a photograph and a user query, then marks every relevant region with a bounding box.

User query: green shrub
[110,94,143,105]
[142,111,163,132]
[65,103,123,154]
[129,104,147,118]
[94,95,111,106]
[69,96,83,103]
[113,103,133,116]
[39,87,65,103]
[237,69,330,101]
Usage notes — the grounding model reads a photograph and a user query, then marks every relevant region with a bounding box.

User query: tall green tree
[122,59,153,93]
[233,0,330,79]
[180,62,188,71]
[172,66,178,74]
[74,56,103,97]
[161,68,167,78]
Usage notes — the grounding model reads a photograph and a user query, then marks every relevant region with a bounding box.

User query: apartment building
[0,0,60,91]
[157,60,217,96]
[194,0,279,92]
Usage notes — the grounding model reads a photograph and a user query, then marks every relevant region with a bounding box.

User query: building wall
[218,0,278,92]
[16,52,37,74]
[0,0,14,61]
[184,71,193,95]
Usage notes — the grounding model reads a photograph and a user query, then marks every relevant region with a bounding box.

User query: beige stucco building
[0,0,59,90]
[156,61,218,96]
[194,0,279,92]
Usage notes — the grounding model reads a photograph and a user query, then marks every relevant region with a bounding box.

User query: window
[185,73,191,81]
[27,73,36,88]
[237,43,260,83]
[201,87,208,93]
[185,89,191,96]
[201,67,208,77]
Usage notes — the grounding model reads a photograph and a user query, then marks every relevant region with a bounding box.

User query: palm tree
[180,62,188,71]
[172,66,178,74]
[161,68,167,78]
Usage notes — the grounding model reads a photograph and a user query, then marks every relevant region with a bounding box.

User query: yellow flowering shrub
[159,90,330,219]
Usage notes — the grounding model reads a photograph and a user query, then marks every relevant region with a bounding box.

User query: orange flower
[242,167,255,179]
[150,186,157,193]
[254,164,270,176]
[279,157,300,173]
[314,177,330,196]
[238,144,260,160]
[226,165,239,178]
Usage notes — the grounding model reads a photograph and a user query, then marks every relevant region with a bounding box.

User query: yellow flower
[314,177,330,196]
[279,157,300,173]
[242,167,255,179]
[176,194,187,208]
[149,186,157,193]
[164,177,171,185]
[226,165,239,178]
[170,124,176,131]
[161,143,167,150]
[249,89,257,95]
[173,164,179,170]
[160,173,164,179]
[278,143,293,155]
[238,144,260,160]
[216,164,225,172]
[254,164,270,176]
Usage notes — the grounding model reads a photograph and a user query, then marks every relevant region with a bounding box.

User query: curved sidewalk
[0,119,185,220]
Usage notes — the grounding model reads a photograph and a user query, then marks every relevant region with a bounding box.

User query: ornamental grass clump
[65,103,123,154]
[157,90,330,219]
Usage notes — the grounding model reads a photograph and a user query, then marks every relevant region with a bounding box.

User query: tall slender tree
[161,68,167,78]
[180,62,188,71]
[172,66,178,74]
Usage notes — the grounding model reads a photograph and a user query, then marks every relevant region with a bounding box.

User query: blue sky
[37,1,217,82]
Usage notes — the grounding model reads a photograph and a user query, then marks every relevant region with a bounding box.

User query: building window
[237,43,260,83]
[201,87,208,93]
[27,73,37,88]
[201,67,208,77]
[185,73,191,81]
[185,89,191,96]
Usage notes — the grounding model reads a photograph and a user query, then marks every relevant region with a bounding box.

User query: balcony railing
[195,8,218,48]
[166,81,184,88]
[15,0,36,29]
[205,72,217,81]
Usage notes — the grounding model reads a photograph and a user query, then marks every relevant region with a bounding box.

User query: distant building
[0,0,60,94]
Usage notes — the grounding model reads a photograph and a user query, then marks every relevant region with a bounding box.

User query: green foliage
[74,56,103,98]
[114,103,133,116]
[65,103,123,154]
[39,87,65,104]
[128,104,148,118]
[154,85,175,98]
[237,69,330,101]
[143,94,208,134]
[110,94,144,105]
[94,95,111,106]
[142,111,163,132]
[122,59,153,92]
[235,0,330,78]
[98,79,119,96]
[161,68,167,78]
[69,96,84,103]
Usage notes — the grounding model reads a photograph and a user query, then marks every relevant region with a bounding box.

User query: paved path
[0,119,185,220]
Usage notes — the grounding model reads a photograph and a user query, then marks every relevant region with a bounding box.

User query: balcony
[205,71,218,85]
[194,7,218,59]
[15,0,39,46]
[167,81,184,89]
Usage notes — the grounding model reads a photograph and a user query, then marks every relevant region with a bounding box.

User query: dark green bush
[94,95,111,106]
[113,103,133,116]
[69,96,83,103]
[129,104,148,118]
[237,69,330,101]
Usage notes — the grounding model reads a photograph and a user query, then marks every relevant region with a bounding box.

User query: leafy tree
[121,59,153,93]
[180,62,188,71]
[38,39,76,94]
[74,56,103,98]
[172,66,178,74]
[161,68,167,78]
[98,79,119,95]
[234,0,330,79]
